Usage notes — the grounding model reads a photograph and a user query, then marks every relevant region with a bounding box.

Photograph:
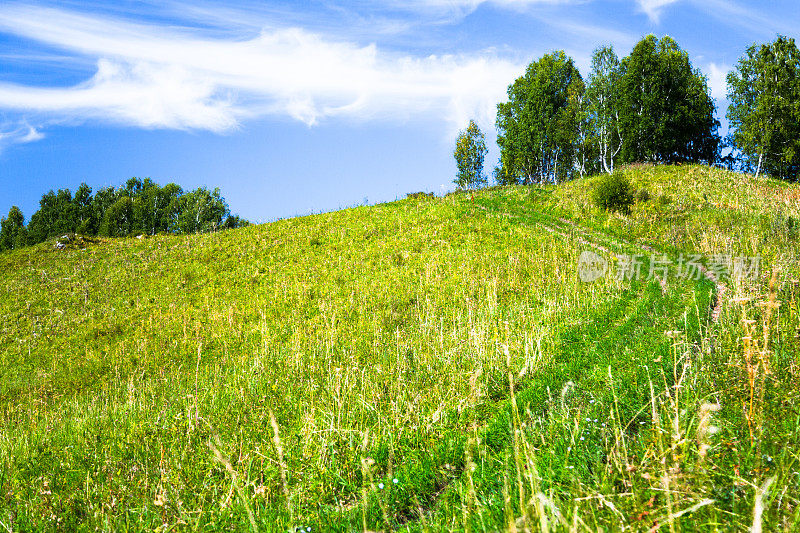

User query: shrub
[635,188,651,203]
[406,192,434,200]
[592,172,634,213]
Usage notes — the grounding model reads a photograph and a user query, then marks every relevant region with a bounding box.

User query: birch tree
[496,51,584,184]
[727,36,800,180]
[586,45,623,174]
[453,120,488,190]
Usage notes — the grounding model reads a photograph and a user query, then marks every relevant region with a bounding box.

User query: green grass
[1,164,799,531]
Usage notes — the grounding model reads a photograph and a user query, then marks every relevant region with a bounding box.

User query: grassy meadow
[1,164,799,531]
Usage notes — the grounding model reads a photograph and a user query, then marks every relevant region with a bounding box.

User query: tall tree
[176,187,229,234]
[122,177,146,198]
[27,189,77,243]
[148,182,183,234]
[100,196,134,237]
[0,206,26,251]
[618,35,719,164]
[496,51,584,184]
[727,36,800,180]
[586,45,623,174]
[126,177,151,232]
[91,187,119,234]
[453,120,488,190]
[73,183,94,234]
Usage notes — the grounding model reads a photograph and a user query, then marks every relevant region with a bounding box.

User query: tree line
[0,178,249,252]
[454,34,800,188]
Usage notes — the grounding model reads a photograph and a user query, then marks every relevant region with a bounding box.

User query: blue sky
[0,0,797,223]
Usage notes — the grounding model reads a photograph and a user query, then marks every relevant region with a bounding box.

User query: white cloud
[687,0,798,37]
[386,0,586,22]
[0,60,237,131]
[20,125,43,143]
[706,62,729,101]
[636,0,679,22]
[0,123,44,153]
[403,0,580,9]
[0,4,523,140]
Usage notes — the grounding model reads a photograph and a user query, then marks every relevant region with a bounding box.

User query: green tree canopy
[727,35,800,180]
[124,178,183,235]
[27,189,77,243]
[453,120,488,190]
[176,187,229,234]
[618,35,719,164]
[2,179,246,252]
[74,183,94,235]
[100,196,134,237]
[496,50,584,185]
[0,206,27,251]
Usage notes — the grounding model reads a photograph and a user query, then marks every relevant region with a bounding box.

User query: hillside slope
[1,165,798,531]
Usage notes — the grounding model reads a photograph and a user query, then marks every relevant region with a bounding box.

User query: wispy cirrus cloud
[381,0,590,24]
[0,4,525,143]
[396,0,585,10]
[688,0,799,37]
[0,123,43,153]
[636,0,679,22]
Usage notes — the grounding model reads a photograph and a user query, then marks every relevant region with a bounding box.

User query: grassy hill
[1,164,798,531]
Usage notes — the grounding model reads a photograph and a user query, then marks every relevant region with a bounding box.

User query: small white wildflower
[568,465,574,469]
[593,419,598,423]
[567,446,571,452]
[378,483,384,490]
[585,418,591,422]
[392,478,399,484]
[580,436,585,441]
